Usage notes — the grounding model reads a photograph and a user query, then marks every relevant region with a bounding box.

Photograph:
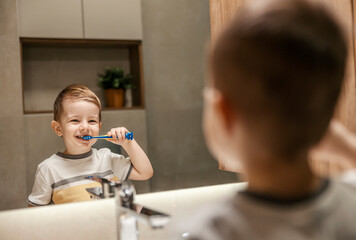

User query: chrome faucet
[85,176,120,199]
[117,180,135,209]
[116,180,138,240]
[86,178,170,240]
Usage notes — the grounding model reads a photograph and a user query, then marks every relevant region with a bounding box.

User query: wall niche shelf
[20,38,145,114]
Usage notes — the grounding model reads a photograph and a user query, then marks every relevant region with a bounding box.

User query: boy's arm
[107,127,153,180]
[121,139,154,180]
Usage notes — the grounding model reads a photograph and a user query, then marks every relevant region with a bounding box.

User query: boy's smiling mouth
[76,135,91,140]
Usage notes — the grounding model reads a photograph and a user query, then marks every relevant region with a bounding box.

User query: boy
[28,84,153,206]
[188,0,356,239]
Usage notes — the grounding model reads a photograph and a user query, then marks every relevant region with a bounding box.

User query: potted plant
[98,67,133,107]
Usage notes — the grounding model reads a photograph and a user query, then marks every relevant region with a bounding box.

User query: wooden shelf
[24,106,145,115]
[21,38,142,47]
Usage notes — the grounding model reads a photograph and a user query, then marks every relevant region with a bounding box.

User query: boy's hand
[106,127,153,180]
[107,127,130,145]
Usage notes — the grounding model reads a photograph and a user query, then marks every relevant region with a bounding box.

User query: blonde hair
[53,84,101,122]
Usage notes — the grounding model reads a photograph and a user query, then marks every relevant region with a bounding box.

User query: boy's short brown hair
[53,84,102,122]
[211,0,347,157]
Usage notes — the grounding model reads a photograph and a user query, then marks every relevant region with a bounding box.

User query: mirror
[0,0,238,211]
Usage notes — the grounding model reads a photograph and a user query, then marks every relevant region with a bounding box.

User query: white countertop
[0,182,247,240]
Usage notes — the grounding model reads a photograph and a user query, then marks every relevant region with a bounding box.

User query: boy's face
[51,98,102,155]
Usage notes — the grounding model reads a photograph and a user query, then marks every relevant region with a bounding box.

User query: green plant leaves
[97,67,134,89]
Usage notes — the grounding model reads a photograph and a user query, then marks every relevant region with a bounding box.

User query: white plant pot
[125,88,133,107]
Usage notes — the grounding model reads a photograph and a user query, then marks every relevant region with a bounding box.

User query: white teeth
[76,135,90,139]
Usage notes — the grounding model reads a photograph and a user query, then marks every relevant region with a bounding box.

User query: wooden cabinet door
[321,0,356,132]
[83,0,143,40]
[310,0,356,177]
[209,0,248,172]
[209,0,247,43]
[18,0,83,38]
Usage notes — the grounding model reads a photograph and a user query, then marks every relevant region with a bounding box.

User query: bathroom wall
[0,0,27,210]
[141,0,237,192]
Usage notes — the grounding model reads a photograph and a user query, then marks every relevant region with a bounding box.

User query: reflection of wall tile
[0,116,27,210]
[0,0,27,210]
[0,0,18,36]
[142,0,238,193]
[0,1,23,118]
[100,110,148,153]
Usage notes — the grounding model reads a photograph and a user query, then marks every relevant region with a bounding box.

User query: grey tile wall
[141,0,238,192]
[0,0,27,210]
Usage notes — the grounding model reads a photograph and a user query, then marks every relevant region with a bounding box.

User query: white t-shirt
[185,179,356,240]
[28,148,132,206]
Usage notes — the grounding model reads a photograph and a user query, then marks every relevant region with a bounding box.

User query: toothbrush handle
[95,132,133,140]
[94,135,112,139]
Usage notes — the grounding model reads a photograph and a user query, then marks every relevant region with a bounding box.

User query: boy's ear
[215,93,236,132]
[99,122,102,129]
[51,120,63,136]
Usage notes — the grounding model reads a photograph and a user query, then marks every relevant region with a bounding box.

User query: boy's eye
[89,120,98,124]
[71,119,79,122]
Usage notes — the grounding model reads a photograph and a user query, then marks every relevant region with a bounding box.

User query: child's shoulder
[36,153,63,170]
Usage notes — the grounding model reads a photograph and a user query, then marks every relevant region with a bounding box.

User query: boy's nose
[79,122,90,131]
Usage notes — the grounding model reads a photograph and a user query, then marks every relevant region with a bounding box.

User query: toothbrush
[81,132,133,141]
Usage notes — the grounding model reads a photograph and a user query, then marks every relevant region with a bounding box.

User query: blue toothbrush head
[125,132,133,140]
[81,135,92,141]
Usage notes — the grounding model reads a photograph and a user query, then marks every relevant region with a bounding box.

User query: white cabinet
[83,0,143,40]
[17,0,143,40]
[17,0,83,38]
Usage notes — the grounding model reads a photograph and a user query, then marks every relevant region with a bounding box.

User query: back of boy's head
[210,0,347,158]
[53,84,102,122]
